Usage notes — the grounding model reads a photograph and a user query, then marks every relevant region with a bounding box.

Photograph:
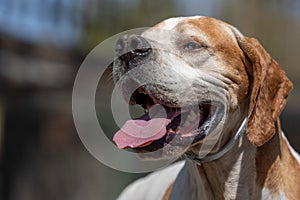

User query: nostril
[116,34,152,67]
[128,35,152,57]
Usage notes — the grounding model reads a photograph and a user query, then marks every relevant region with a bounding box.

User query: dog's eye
[183,42,203,50]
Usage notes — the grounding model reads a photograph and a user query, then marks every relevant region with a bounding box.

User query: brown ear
[237,37,293,146]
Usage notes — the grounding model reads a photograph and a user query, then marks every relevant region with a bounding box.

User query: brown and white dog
[112,16,300,200]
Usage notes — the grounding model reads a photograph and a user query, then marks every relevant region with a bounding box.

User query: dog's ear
[236,36,293,146]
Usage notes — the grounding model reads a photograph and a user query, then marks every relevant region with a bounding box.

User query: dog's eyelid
[182,41,207,51]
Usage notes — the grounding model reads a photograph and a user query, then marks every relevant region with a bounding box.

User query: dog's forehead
[152,16,204,30]
[143,16,237,44]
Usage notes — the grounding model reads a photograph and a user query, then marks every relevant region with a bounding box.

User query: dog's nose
[116,34,152,64]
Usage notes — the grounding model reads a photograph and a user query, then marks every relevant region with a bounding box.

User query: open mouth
[113,86,213,152]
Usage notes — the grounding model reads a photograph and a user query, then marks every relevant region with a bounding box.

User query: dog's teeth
[167,129,175,134]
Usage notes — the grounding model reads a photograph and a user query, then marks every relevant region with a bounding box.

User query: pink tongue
[113,118,171,149]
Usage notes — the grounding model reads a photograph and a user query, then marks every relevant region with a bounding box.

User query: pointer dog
[112,16,300,199]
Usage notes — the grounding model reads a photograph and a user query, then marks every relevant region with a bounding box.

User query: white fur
[169,160,205,200]
[160,16,204,31]
[223,151,244,199]
[165,54,199,80]
[281,131,300,165]
[262,188,288,200]
[117,161,184,200]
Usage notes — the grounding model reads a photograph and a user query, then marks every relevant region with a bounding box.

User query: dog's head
[112,16,292,158]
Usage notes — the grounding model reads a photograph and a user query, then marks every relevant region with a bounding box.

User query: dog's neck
[170,117,258,199]
[174,121,296,200]
[192,105,257,199]
[195,133,257,200]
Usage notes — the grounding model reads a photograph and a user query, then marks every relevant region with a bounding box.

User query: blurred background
[0,0,300,199]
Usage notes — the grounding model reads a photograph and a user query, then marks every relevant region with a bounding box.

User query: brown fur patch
[280,131,300,199]
[256,121,300,198]
[177,17,251,106]
[162,182,174,200]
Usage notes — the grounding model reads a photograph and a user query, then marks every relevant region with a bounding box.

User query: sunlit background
[1,0,300,199]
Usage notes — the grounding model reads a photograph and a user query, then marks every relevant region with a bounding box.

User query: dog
[112,16,300,199]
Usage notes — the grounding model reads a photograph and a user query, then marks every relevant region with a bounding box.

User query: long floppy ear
[237,36,293,146]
